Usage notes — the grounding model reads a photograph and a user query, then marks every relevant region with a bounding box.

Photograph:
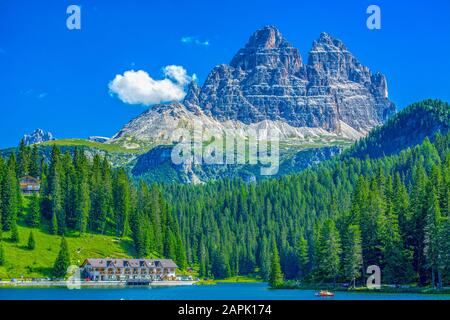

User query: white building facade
[81,258,178,281]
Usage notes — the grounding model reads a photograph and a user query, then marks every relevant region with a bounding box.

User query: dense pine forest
[0,143,188,270]
[165,132,450,288]
[0,100,449,288]
[345,99,450,159]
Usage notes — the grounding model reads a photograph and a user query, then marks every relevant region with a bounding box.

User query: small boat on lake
[315,290,335,297]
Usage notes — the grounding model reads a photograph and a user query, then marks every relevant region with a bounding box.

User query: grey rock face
[184,81,202,114]
[193,26,395,133]
[285,146,342,174]
[230,25,302,72]
[23,129,55,145]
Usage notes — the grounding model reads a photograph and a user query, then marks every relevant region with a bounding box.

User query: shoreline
[1,280,449,295]
[0,280,197,289]
[273,283,450,295]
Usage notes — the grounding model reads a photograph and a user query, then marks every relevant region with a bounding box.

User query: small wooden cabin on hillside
[19,176,40,195]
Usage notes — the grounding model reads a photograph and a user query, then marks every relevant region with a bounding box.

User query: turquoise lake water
[0,283,449,300]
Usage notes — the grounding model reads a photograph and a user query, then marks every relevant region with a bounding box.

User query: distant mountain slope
[345,99,450,158]
[0,139,141,169]
[131,144,344,184]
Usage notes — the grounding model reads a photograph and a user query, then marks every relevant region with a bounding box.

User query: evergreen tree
[198,239,208,278]
[48,146,64,235]
[113,169,130,237]
[310,221,322,282]
[268,241,283,288]
[176,236,187,270]
[17,139,30,177]
[99,157,113,233]
[89,155,106,232]
[424,186,442,288]
[27,230,35,250]
[62,151,77,230]
[51,212,58,235]
[317,219,342,284]
[295,235,309,280]
[380,177,407,284]
[258,236,271,281]
[10,219,19,243]
[410,165,429,284]
[393,173,413,278]
[360,179,385,267]
[342,224,363,287]
[52,237,71,278]
[437,217,450,289]
[26,192,41,227]
[29,145,40,178]
[211,249,230,279]
[1,155,20,231]
[150,185,163,253]
[163,230,177,260]
[74,150,90,234]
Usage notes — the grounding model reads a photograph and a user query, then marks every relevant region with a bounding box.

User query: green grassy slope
[0,225,135,279]
[39,139,143,154]
[0,196,138,279]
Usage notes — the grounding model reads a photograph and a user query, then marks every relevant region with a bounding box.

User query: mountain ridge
[108,26,395,150]
[190,26,395,132]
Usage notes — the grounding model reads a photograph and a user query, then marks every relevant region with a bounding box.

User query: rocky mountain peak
[196,27,395,131]
[110,26,396,150]
[245,25,287,49]
[314,32,347,50]
[184,81,200,104]
[184,80,203,114]
[307,32,369,82]
[230,25,302,72]
[23,128,55,146]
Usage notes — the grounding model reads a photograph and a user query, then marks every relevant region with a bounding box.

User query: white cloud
[163,65,197,86]
[109,65,195,106]
[181,36,210,46]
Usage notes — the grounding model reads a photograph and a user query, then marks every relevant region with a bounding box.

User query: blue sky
[0,0,449,148]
